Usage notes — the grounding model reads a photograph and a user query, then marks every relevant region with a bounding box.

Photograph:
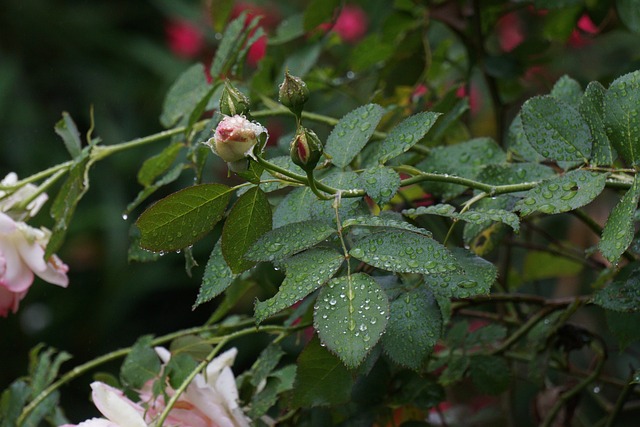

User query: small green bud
[220,80,250,116]
[279,71,309,116]
[290,127,323,171]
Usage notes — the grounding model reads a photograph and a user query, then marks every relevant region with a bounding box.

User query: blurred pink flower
[0,173,69,317]
[166,19,205,59]
[569,14,599,47]
[455,85,481,115]
[319,5,368,43]
[496,12,524,52]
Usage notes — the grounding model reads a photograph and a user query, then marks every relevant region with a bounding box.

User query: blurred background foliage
[2,0,640,424]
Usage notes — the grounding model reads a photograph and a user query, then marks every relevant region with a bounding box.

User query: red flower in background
[165,19,205,59]
[456,85,481,115]
[569,14,599,47]
[496,12,524,52]
[318,4,368,43]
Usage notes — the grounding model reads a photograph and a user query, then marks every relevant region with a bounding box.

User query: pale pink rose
[165,19,205,59]
[205,115,267,163]
[145,347,250,427]
[0,213,69,317]
[59,382,148,427]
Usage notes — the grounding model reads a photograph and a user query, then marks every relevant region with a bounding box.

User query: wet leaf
[222,187,272,273]
[425,248,497,298]
[291,337,353,408]
[314,273,389,368]
[382,288,442,370]
[599,176,640,263]
[359,165,401,206]
[593,272,640,312]
[325,104,385,168]
[476,163,555,188]
[310,170,368,224]
[349,229,459,275]
[260,155,302,193]
[521,95,592,162]
[550,75,583,107]
[193,240,238,308]
[342,215,432,237]
[255,248,344,323]
[272,187,314,228]
[515,170,607,216]
[136,184,232,252]
[403,204,520,232]
[579,81,615,166]
[245,220,336,262]
[137,142,183,187]
[617,0,640,34]
[604,69,640,165]
[417,137,506,198]
[370,111,441,165]
[606,310,640,350]
[507,114,545,162]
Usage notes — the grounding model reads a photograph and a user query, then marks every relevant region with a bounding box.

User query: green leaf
[210,12,260,78]
[193,240,238,308]
[604,69,640,165]
[29,346,72,398]
[169,335,214,360]
[469,355,511,395]
[245,220,336,262]
[325,104,385,168]
[255,248,344,323]
[0,380,30,427]
[249,344,286,388]
[606,310,640,350]
[438,355,469,386]
[54,112,82,158]
[160,63,210,128]
[273,187,314,228]
[521,251,583,282]
[593,272,640,312]
[599,177,640,263]
[314,273,389,368]
[136,183,232,252]
[579,81,615,166]
[222,187,272,273]
[46,155,90,259]
[342,214,432,237]
[416,137,507,198]
[521,95,592,162]
[382,288,442,370]
[303,0,340,31]
[507,114,545,162]
[515,170,607,216]
[125,164,184,219]
[535,0,581,7]
[165,353,199,389]
[370,112,441,165]
[271,13,305,44]
[291,337,353,408]
[617,0,640,34]
[550,75,583,107]
[120,336,161,389]
[476,163,556,188]
[425,248,497,298]
[260,155,303,193]
[209,0,234,32]
[310,170,368,224]
[403,204,520,233]
[349,230,459,275]
[359,165,401,206]
[137,142,183,187]
[349,34,396,71]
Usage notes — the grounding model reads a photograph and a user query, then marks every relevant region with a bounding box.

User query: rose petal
[0,239,34,293]
[90,382,147,427]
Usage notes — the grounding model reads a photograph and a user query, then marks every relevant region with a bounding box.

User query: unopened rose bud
[219,80,250,116]
[290,127,323,171]
[278,71,309,117]
[205,115,267,164]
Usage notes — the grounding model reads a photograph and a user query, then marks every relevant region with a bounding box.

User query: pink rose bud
[290,127,323,172]
[205,115,267,163]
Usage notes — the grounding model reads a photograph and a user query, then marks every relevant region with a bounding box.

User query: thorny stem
[306,170,332,200]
